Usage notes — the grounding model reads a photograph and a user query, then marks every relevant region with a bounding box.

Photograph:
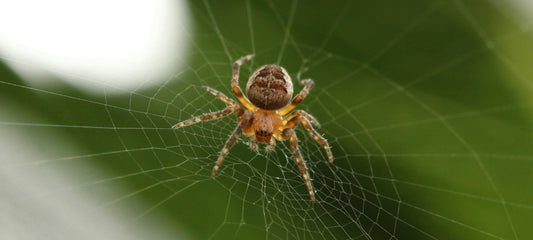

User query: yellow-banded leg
[202,86,238,106]
[282,110,320,127]
[285,116,333,163]
[280,128,315,201]
[279,79,315,116]
[172,105,240,129]
[212,110,254,177]
[231,54,257,111]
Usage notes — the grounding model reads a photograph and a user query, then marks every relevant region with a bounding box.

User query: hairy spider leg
[279,79,315,116]
[250,135,258,152]
[232,54,258,111]
[279,128,315,201]
[285,116,334,163]
[202,86,238,106]
[283,110,320,127]
[172,105,241,129]
[212,110,254,177]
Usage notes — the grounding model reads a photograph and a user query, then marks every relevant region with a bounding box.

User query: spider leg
[280,128,315,201]
[232,54,258,111]
[285,116,333,163]
[250,135,258,152]
[202,86,238,106]
[212,110,254,177]
[282,110,320,127]
[172,105,241,129]
[279,79,315,116]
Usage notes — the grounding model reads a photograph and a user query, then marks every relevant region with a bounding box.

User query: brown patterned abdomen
[246,64,293,110]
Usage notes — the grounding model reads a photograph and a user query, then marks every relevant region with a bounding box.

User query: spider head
[255,129,273,143]
[254,113,275,142]
[252,109,282,143]
[246,64,293,110]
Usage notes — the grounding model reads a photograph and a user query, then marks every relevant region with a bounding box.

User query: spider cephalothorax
[172,54,333,201]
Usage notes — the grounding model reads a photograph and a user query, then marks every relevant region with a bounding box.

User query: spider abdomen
[246,64,294,110]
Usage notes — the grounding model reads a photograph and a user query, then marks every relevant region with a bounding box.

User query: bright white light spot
[0,0,189,93]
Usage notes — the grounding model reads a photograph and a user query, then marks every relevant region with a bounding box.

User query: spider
[172,54,333,201]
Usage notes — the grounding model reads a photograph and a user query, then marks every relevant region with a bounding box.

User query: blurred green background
[1,0,533,239]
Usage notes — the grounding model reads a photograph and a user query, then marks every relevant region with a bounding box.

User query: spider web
[2,0,533,239]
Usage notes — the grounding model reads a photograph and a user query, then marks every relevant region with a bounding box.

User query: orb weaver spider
[172,54,333,201]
